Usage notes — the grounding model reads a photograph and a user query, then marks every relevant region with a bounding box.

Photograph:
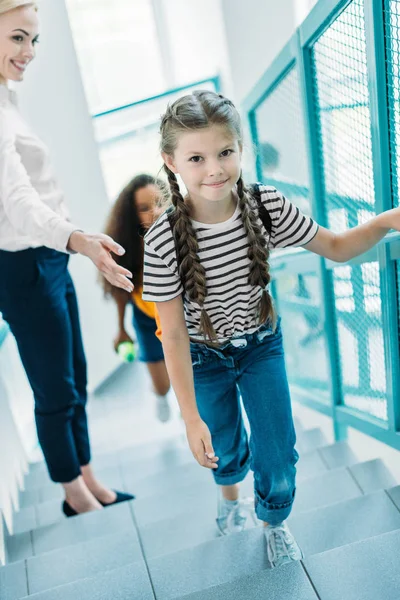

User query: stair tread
[20,562,154,600]
[7,500,137,562]
[174,562,318,600]
[0,560,27,600]
[289,489,400,556]
[26,531,143,595]
[147,527,268,600]
[303,528,400,600]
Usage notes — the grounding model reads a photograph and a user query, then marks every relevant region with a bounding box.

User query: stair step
[303,528,400,600]
[349,458,396,493]
[296,428,328,454]
[125,462,210,499]
[293,466,362,515]
[386,484,400,510]
[20,562,154,600]
[6,500,137,563]
[147,527,268,600]
[26,532,142,596]
[317,440,358,469]
[0,560,27,600]
[288,489,400,556]
[174,562,318,600]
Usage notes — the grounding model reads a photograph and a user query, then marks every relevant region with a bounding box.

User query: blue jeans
[190,319,298,525]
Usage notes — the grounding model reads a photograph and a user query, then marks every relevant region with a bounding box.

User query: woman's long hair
[102,174,165,300]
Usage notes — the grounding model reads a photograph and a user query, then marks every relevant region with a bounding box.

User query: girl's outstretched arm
[304,208,400,262]
[156,296,219,470]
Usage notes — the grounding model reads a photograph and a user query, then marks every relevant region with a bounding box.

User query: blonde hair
[160,90,275,341]
[0,1,37,16]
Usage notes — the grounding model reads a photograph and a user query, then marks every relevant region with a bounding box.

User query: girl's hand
[113,330,133,352]
[185,418,219,470]
[68,231,134,292]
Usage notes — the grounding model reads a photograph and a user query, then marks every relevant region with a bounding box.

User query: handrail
[92,75,221,119]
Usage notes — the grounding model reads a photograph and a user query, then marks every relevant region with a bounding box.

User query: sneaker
[216,497,247,535]
[264,522,303,568]
[155,394,171,423]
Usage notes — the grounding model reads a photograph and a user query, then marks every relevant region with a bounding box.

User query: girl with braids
[102,174,171,422]
[142,90,400,568]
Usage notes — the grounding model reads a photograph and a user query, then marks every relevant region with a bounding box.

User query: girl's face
[163,124,242,205]
[135,184,163,230]
[0,5,39,85]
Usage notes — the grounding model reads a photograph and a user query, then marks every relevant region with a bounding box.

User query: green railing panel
[253,65,313,217]
[385,0,400,208]
[244,0,400,447]
[311,0,376,232]
[273,269,331,404]
[331,260,388,420]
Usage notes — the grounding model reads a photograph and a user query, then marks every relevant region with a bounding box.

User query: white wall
[160,0,233,97]
[220,0,297,105]
[16,0,121,391]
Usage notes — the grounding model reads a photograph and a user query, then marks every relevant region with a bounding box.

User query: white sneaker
[155,394,171,423]
[264,521,303,568]
[216,497,247,535]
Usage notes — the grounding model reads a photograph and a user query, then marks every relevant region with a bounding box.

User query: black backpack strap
[250,183,272,236]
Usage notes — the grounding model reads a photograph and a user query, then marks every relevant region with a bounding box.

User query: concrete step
[20,562,155,600]
[174,563,318,600]
[303,528,400,600]
[288,488,400,556]
[6,500,137,564]
[147,527,269,600]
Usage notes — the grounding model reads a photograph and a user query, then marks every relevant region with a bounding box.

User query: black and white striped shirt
[142,184,319,342]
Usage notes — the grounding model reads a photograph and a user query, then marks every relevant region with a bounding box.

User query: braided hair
[160,90,275,340]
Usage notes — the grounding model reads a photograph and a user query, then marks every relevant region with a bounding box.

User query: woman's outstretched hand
[68,231,133,292]
[185,417,219,470]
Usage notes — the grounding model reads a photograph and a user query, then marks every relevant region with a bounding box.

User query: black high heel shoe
[99,490,135,507]
[62,500,78,518]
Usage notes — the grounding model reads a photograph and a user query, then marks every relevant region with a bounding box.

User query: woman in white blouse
[0,1,135,516]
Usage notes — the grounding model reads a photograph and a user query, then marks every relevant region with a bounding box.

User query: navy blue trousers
[0,247,91,482]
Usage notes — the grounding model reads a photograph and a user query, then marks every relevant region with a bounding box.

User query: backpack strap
[165,184,272,272]
[249,183,273,236]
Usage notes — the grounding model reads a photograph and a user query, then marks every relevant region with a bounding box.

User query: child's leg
[237,325,298,526]
[191,351,251,489]
[146,360,170,396]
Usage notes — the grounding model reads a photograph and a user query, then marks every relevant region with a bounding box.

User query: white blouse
[0,84,78,253]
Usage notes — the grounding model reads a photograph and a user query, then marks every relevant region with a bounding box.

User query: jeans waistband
[190,317,280,357]
[0,247,64,263]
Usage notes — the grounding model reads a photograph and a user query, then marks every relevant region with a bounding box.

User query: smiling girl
[142,90,400,568]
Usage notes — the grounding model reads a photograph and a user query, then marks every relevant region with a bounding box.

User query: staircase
[2,414,400,599]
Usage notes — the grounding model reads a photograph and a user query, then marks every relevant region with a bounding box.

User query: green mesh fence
[273,271,331,405]
[312,0,376,231]
[254,66,313,216]
[385,0,400,208]
[310,0,388,420]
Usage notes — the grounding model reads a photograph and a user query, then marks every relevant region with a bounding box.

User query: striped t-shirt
[142,184,319,342]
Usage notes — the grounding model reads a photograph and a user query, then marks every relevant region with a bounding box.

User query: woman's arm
[0,112,133,292]
[156,296,218,469]
[304,209,398,262]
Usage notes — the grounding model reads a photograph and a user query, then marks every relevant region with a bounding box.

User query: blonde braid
[236,175,276,326]
[164,165,217,340]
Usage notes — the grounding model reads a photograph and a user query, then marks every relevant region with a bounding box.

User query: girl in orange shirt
[102,174,171,422]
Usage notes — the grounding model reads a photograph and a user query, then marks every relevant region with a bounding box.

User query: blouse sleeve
[0,109,79,252]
